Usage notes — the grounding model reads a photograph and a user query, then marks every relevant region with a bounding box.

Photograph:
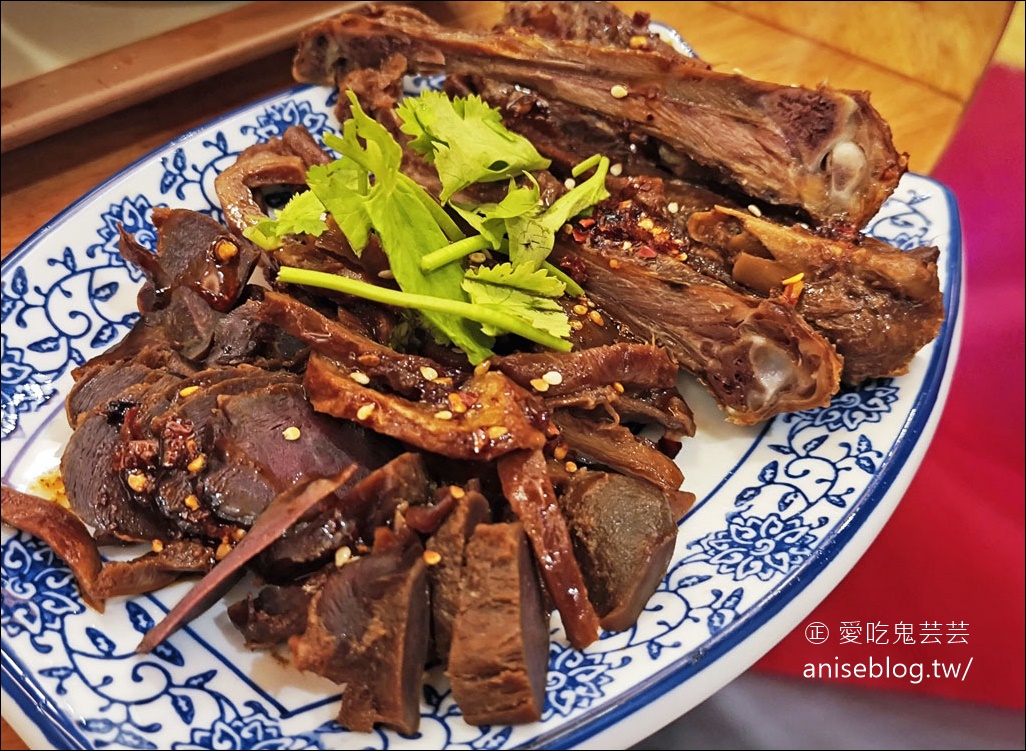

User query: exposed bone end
[826,140,868,208]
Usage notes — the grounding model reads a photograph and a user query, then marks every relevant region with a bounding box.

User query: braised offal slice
[293,3,905,227]
[447,522,549,726]
[558,470,678,632]
[1,485,106,612]
[498,448,601,649]
[425,484,492,664]
[289,527,430,735]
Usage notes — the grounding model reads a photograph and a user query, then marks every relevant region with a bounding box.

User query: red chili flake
[577,217,596,228]
[636,245,658,259]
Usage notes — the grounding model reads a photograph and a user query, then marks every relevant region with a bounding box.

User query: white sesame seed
[282,426,301,441]
[610,84,629,99]
[377,269,395,279]
[349,371,370,385]
[542,370,563,385]
[530,378,550,392]
[564,177,577,190]
[469,251,487,264]
[609,163,623,176]
[434,410,453,421]
[357,403,376,420]
[335,546,353,567]
[420,365,439,381]
[748,204,763,217]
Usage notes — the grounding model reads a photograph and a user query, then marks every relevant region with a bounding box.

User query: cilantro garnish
[259,90,609,363]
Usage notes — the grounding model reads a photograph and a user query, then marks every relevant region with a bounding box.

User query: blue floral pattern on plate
[1,78,962,750]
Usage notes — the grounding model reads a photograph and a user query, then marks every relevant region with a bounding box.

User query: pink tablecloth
[754,63,1026,710]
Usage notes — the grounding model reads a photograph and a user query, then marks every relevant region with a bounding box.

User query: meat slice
[61,375,183,543]
[289,528,430,735]
[495,342,680,397]
[551,409,684,493]
[497,448,600,649]
[1,485,106,611]
[135,466,358,654]
[447,522,549,726]
[304,353,548,461]
[293,3,905,227]
[425,484,492,664]
[256,452,430,580]
[228,581,315,648]
[94,541,215,599]
[558,470,678,632]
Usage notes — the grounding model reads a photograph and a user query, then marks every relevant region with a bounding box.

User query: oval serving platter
[1,72,962,751]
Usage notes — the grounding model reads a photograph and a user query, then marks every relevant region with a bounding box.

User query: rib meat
[293,3,906,227]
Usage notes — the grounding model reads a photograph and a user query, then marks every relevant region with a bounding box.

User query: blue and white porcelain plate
[1,78,962,750]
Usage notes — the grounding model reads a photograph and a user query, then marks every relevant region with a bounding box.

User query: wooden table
[0,1,1014,747]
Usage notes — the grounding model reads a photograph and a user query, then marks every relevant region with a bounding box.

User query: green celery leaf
[320,92,492,363]
[397,91,551,202]
[242,190,328,250]
[462,262,571,339]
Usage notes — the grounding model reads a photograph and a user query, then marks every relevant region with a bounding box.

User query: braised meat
[558,469,678,632]
[447,522,549,725]
[289,527,430,735]
[1,0,950,737]
[293,4,905,227]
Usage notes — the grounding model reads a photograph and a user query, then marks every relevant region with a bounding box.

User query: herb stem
[571,153,603,177]
[420,235,492,272]
[277,266,572,352]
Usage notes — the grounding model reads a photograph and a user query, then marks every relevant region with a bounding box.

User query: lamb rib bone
[292,4,906,228]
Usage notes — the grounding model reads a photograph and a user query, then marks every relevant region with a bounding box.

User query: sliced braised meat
[94,541,215,599]
[204,296,307,369]
[289,527,429,735]
[497,448,600,649]
[552,409,684,492]
[495,342,680,397]
[425,485,492,664]
[558,470,678,632]
[293,4,905,227]
[136,466,357,654]
[110,208,261,362]
[135,207,260,314]
[61,376,183,543]
[66,346,192,427]
[305,353,548,461]
[257,452,430,580]
[1,485,106,611]
[447,522,548,725]
[215,380,398,511]
[686,206,945,383]
[228,580,316,648]
[254,290,464,399]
